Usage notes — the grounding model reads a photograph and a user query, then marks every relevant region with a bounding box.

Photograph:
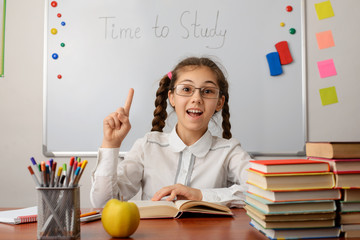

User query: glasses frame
[173,84,222,99]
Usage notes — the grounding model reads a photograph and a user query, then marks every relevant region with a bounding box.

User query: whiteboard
[43,0,306,157]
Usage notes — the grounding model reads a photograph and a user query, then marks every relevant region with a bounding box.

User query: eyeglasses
[173,84,221,99]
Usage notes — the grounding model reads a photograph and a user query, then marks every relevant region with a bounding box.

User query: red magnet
[286,5,293,12]
[57,13,62,18]
[51,1,57,7]
[275,41,293,65]
[57,74,62,79]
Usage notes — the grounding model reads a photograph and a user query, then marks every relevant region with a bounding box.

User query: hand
[101,88,134,148]
[151,184,203,201]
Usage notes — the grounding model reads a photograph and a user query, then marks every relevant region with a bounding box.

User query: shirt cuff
[94,148,120,176]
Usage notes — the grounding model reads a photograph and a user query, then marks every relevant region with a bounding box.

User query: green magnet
[289,28,296,34]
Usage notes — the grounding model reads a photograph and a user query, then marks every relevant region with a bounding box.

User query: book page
[131,200,176,208]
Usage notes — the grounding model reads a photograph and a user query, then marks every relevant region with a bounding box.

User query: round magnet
[52,53,59,60]
[289,28,296,34]
[51,1,57,7]
[60,43,65,47]
[61,21,66,26]
[286,5,293,12]
[57,13,62,18]
[280,22,285,27]
[57,74,62,79]
[51,28,58,35]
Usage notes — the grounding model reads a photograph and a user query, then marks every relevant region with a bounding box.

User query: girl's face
[168,66,225,143]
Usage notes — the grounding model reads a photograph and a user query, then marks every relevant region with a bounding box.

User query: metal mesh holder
[37,187,80,240]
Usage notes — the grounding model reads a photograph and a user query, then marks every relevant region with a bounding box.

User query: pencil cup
[36,187,80,240]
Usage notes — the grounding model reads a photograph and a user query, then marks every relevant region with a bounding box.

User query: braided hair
[151,57,232,139]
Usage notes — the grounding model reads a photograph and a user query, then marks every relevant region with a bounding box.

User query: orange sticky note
[319,86,338,106]
[315,1,335,20]
[316,30,335,49]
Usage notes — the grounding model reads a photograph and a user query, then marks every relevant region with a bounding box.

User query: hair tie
[167,71,172,80]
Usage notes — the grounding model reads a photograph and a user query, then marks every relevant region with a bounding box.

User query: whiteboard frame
[42,0,307,157]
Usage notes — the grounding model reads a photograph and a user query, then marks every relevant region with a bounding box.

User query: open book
[131,200,233,219]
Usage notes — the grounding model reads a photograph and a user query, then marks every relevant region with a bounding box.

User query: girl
[90,57,251,208]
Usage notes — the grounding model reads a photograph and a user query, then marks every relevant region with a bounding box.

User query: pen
[27,166,40,187]
[80,210,100,218]
[65,157,75,187]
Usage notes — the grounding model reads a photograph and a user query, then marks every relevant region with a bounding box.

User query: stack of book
[306,142,360,238]
[245,159,341,239]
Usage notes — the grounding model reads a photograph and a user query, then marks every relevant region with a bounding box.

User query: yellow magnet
[51,28,58,35]
[280,22,285,27]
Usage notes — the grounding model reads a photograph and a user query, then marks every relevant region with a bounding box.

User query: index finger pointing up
[124,88,134,115]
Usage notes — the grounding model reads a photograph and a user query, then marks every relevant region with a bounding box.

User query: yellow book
[247,169,335,191]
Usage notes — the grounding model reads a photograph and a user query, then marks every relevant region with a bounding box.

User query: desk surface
[0,208,345,240]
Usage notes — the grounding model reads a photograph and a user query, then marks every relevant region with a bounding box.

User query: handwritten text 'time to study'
[99,10,227,49]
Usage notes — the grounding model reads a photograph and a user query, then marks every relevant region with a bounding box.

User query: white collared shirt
[90,127,251,208]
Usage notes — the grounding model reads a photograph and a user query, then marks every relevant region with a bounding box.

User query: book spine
[18,214,37,223]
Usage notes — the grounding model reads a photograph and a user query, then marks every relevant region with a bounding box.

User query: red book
[249,159,330,174]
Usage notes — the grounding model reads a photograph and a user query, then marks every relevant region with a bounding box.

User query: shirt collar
[169,126,213,158]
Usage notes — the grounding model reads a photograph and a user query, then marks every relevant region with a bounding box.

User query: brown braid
[151,76,171,132]
[151,57,232,139]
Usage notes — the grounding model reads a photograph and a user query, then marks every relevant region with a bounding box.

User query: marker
[69,167,80,187]
[55,166,63,187]
[30,157,40,180]
[50,161,57,187]
[73,161,78,177]
[65,157,75,187]
[41,162,47,187]
[27,166,40,187]
[38,164,44,187]
[76,160,88,185]
[59,174,66,187]
[46,165,50,187]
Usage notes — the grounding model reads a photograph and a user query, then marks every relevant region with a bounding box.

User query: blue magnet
[266,52,283,76]
[61,21,66,26]
[52,53,59,60]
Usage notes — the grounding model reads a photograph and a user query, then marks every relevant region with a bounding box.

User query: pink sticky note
[316,30,335,49]
[317,59,337,78]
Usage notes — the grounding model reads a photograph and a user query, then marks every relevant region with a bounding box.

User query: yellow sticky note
[315,1,335,20]
[316,30,335,49]
[319,86,338,106]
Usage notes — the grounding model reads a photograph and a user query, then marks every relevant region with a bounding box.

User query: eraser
[275,41,293,65]
[266,52,283,76]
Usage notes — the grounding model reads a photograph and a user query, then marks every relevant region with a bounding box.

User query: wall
[0,0,95,207]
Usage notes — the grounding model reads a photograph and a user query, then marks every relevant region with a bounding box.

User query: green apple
[101,199,140,238]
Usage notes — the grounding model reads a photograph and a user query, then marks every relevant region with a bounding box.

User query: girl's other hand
[101,88,134,148]
[151,184,203,201]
